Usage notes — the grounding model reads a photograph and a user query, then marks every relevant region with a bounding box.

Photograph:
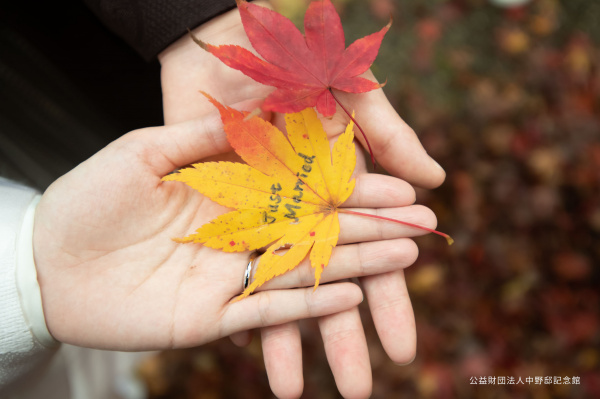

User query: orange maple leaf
[163,93,356,299]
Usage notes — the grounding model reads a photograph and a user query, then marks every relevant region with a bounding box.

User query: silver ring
[243,252,259,290]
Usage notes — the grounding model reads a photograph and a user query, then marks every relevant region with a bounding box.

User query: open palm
[32,120,361,350]
[32,101,433,354]
[156,4,444,398]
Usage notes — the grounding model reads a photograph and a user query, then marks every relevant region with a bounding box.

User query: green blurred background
[1,0,598,398]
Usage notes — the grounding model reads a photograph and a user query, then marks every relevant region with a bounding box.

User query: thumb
[337,71,446,189]
[125,99,270,177]
[130,111,230,176]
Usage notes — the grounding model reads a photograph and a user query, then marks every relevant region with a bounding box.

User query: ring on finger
[243,252,260,291]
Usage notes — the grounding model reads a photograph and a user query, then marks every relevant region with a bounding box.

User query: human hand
[34,110,429,351]
[158,3,443,398]
[160,2,445,187]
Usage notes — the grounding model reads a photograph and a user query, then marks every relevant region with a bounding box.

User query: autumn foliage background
[136,0,600,398]
[1,0,598,398]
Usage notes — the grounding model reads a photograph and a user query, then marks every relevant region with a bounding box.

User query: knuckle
[303,288,315,316]
[257,291,273,326]
[374,209,385,239]
[371,294,406,314]
[299,262,315,287]
[356,243,368,275]
[322,327,358,346]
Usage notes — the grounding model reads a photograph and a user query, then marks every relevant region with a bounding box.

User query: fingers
[335,71,446,189]
[343,173,415,208]
[318,307,372,399]
[360,270,416,364]
[247,202,432,291]
[221,282,362,336]
[230,330,253,347]
[339,205,438,244]
[261,322,304,399]
[256,238,417,291]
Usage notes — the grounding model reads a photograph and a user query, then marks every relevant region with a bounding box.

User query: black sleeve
[83,0,237,61]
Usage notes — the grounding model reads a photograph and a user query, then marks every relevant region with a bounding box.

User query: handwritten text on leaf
[162,94,356,299]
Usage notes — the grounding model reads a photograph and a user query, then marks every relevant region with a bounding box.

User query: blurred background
[1,0,599,398]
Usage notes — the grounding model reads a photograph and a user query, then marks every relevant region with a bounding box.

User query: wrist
[0,179,59,349]
[17,195,59,347]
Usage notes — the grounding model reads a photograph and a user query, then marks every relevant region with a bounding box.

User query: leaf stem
[328,88,377,169]
[338,209,454,245]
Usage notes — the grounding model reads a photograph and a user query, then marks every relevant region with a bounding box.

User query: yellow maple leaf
[163,93,356,299]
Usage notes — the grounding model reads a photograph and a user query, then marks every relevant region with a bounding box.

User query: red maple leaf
[194,0,390,117]
[191,0,390,166]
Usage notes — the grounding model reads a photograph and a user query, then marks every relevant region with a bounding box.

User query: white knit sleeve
[0,178,60,394]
